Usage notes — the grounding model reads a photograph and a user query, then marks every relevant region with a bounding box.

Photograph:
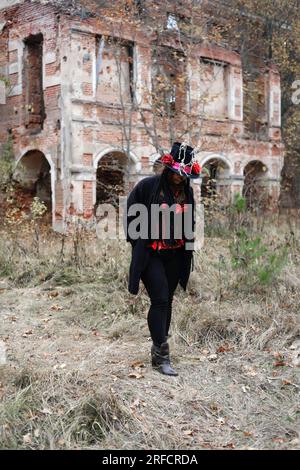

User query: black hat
[157,142,201,179]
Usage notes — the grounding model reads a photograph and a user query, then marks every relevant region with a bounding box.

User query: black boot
[151,342,178,376]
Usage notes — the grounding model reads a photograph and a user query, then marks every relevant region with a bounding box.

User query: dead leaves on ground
[269,343,300,369]
[47,291,59,299]
[130,398,147,412]
[128,360,145,379]
[130,360,145,369]
[22,329,33,338]
[216,343,233,354]
[128,372,144,379]
[50,304,63,312]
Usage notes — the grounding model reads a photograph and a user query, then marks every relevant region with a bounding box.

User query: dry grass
[0,219,299,450]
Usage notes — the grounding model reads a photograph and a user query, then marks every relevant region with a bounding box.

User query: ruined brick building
[0,0,285,230]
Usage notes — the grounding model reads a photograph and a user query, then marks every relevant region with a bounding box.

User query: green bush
[229,228,288,287]
[0,135,15,190]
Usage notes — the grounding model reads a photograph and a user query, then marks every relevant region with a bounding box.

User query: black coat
[123,174,195,295]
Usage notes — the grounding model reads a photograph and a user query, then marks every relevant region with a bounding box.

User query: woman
[124,142,201,376]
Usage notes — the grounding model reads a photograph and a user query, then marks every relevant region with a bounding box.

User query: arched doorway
[201,158,231,202]
[96,151,128,208]
[14,150,52,218]
[243,160,268,210]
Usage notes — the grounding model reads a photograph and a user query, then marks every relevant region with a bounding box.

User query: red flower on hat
[161,154,174,165]
[191,162,201,175]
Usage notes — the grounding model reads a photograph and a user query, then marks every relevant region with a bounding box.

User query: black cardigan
[123,174,195,295]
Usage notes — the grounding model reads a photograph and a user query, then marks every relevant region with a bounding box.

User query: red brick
[83,181,94,214]
[82,83,93,96]
[272,144,281,156]
[45,62,59,76]
[0,0,286,226]
[83,153,93,166]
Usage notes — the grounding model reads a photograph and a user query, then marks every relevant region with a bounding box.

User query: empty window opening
[96,151,128,211]
[96,36,135,104]
[167,14,179,31]
[152,48,186,118]
[243,71,268,136]
[199,59,228,119]
[23,33,45,132]
[243,160,269,211]
[201,158,230,203]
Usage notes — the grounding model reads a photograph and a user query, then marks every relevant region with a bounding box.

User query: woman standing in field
[124,142,201,376]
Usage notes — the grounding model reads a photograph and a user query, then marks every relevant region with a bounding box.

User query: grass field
[0,218,299,450]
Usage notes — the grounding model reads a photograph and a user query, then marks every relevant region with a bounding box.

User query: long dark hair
[151,167,190,205]
[149,167,192,246]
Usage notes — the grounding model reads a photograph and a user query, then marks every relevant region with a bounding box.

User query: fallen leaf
[244,366,257,377]
[223,443,235,449]
[243,431,253,437]
[272,437,287,443]
[183,429,194,437]
[128,372,144,379]
[274,361,287,367]
[130,360,145,369]
[48,291,59,299]
[273,351,284,360]
[282,379,292,386]
[201,442,214,449]
[50,304,63,311]
[22,330,33,337]
[34,429,40,438]
[217,344,232,353]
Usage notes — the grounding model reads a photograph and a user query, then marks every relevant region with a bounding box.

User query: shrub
[229,228,288,287]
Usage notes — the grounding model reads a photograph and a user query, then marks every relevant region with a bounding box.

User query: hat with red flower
[157,142,202,179]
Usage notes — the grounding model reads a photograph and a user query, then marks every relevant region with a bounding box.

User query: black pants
[141,247,184,347]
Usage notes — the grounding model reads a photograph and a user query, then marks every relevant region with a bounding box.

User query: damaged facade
[0,0,285,230]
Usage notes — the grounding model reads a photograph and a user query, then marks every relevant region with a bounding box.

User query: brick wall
[0,0,287,229]
[0,1,62,228]
[83,181,94,218]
